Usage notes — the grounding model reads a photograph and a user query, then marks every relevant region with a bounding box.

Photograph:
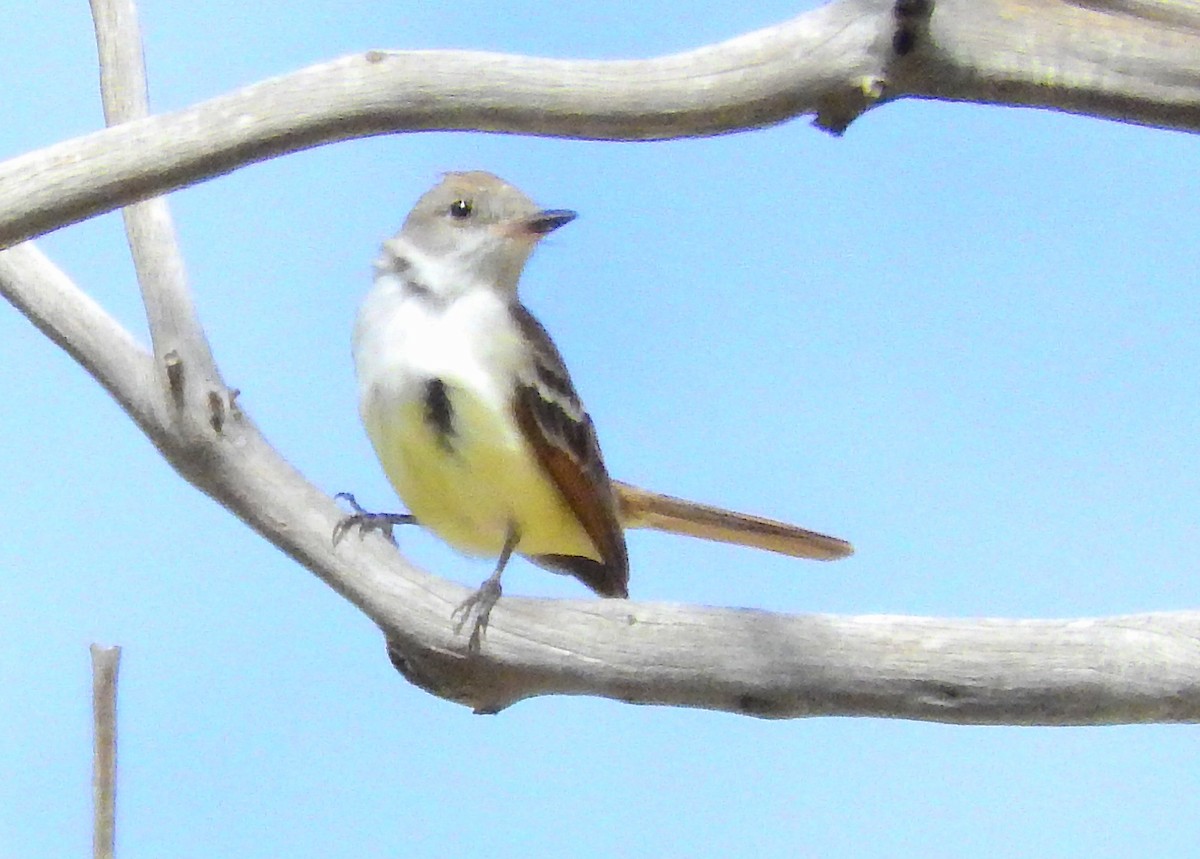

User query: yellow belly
[363,384,600,561]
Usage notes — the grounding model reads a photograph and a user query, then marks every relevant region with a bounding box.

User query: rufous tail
[613,481,853,561]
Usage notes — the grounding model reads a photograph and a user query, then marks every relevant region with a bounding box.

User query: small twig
[90,644,121,859]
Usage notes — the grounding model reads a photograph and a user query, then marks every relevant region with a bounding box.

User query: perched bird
[343,171,851,651]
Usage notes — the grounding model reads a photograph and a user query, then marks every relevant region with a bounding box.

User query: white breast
[351,267,598,562]
[353,270,521,413]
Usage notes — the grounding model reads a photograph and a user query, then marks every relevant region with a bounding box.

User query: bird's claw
[332,492,416,546]
[452,577,503,654]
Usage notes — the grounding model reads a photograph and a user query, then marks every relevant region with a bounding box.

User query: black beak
[524,208,577,236]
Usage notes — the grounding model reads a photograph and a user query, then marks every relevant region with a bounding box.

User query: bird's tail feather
[612,481,853,562]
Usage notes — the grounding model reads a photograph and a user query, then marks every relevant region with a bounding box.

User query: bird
[341,171,852,651]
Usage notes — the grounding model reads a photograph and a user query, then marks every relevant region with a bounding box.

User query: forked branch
[1,1,1198,721]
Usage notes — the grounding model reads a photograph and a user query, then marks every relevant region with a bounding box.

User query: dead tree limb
[2,1,1198,720]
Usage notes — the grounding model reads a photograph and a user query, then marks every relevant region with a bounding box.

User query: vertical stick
[90,644,121,859]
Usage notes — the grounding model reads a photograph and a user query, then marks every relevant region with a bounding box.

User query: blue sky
[3,2,1199,856]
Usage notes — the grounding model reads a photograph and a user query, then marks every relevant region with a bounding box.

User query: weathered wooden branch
[3,0,1200,248]
[2,1,1199,722]
[89,0,231,483]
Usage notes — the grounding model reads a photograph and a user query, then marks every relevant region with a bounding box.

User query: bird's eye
[448,199,472,219]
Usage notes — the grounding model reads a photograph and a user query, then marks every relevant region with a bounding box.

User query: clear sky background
[3,2,1199,856]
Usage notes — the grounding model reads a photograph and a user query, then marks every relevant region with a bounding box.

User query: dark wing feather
[510,305,629,598]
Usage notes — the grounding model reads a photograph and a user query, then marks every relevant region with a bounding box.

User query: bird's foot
[332,492,416,546]
[452,576,503,654]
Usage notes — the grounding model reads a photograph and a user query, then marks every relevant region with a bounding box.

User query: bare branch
[386,606,1200,722]
[909,0,1200,128]
[3,2,1199,724]
[91,0,228,447]
[90,644,120,859]
[2,0,1200,248]
[3,235,1199,723]
[90,0,149,124]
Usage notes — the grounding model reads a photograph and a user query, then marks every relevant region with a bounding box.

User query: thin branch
[90,644,120,859]
[90,0,227,446]
[89,0,149,124]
